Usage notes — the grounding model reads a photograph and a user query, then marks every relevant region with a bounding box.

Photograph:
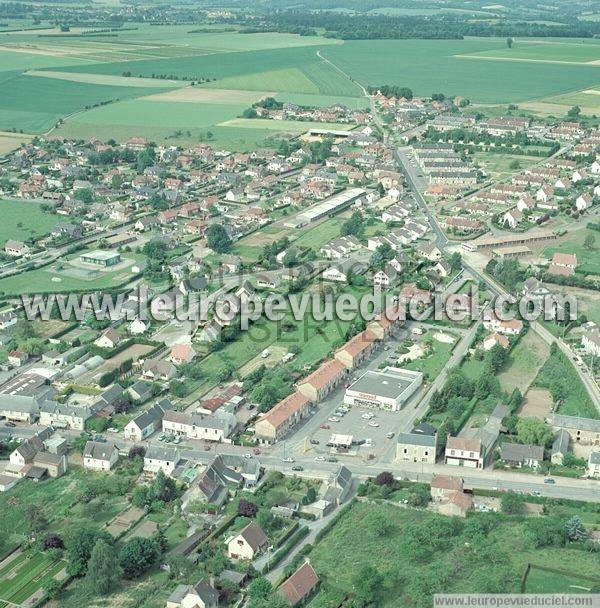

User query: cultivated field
[0,549,66,608]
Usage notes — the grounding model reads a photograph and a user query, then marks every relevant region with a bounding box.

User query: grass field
[0,72,170,132]
[217,118,353,132]
[0,248,142,296]
[524,566,599,593]
[459,41,600,64]
[542,228,600,276]
[404,334,456,378]
[307,501,600,607]
[0,550,65,607]
[497,330,550,393]
[474,152,544,179]
[0,199,66,245]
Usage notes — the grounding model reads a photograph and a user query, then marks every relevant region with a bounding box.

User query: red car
[320,424,330,430]
[253,448,261,455]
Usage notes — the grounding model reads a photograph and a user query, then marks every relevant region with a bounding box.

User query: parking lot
[304,404,408,463]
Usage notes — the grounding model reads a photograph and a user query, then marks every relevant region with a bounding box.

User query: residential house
[547,414,600,446]
[500,442,544,468]
[170,344,195,366]
[4,240,29,258]
[124,401,168,441]
[94,328,120,349]
[587,452,600,478]
[297,359,347,402]
[142,359,177,381]
[334,330,379,370]
[39,402,90,430]
[83,441,119,471]
[396,423,437,464]
[548,252,577,277]
[445,436,484,468]
[255,392,312,445]
[278,561,320,607]
[143,445,181,476]
[551,429,570,466]
[166,580,219,608]
[582,326,600,357]
[226,522,268,560]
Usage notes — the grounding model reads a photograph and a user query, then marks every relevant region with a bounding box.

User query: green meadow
[0,199,67,245]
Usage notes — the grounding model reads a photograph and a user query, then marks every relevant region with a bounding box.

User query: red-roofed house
[255,392,311,444]
[297,359,347,402]
[334,330,379,370]
[279,561,320,606]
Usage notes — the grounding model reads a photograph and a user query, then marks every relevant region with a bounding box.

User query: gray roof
[500,442,544,462]
[167,580,218,605]
[397,432,437,448]
[348,368,422,400]
[145,445,180,462]
[0,395,40,414]
[549,414,600,434]
[40,401,91,418]
[589,452,600,465]
[131,402,166,431]
[84,441,118,462]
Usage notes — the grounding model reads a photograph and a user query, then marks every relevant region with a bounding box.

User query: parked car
[386,432,395,439]
[252,448,261,455]
[543,478,555,484]
[320,424,330,430]
[283,457,295,463]
[310,439,320,445]
[291,465,304,471]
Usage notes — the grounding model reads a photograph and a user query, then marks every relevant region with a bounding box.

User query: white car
[361,413,374,420]
[328,417,340,422]
[368,421,380,427]
[314,456,325,461]
[283,457,295,463]
[243,453,252,459]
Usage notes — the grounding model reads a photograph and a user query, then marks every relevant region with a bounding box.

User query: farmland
[2,28,600,140]
[0,550,66,608]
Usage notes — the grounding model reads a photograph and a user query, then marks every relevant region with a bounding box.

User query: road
[393,145,600,413]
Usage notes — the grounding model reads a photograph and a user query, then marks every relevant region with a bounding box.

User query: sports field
[0,550,66,608]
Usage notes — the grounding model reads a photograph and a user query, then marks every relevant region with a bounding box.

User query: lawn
[307,501,600,607]
[524,566,599,593]
[404,334,456,379]
[0,248,143,296]
[542,228,600,276]
[0,199,67,245]
[473,152,545,180]
[217,118,354,132]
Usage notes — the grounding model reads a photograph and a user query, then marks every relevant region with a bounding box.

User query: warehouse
[344,367,423,411]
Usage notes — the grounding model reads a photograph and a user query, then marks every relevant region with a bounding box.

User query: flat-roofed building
[79,249,121,267]
[344,366,423,411]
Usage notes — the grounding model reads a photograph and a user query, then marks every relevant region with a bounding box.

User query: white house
[166,579,219,608]
[129,318,149,335]
[83,441,119,471]
[143,445,180,476]
[576,192,593,211]
[226,522,268,560]
[94,328,120,349]
[123,402,166,441]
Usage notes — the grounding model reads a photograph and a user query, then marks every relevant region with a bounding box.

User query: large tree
[85,539,122,595]
[118,537,159,579]
[206,224,232,253]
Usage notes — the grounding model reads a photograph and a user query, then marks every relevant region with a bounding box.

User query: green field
[0,550,65,607]
[542,228,600,276]
[0,73,170,132]
[307,501,600,607]
[524,566,599,593]
[461,41,600,63]
[0,248,143,296]
[404,335,456,378]
[0,199,68,245]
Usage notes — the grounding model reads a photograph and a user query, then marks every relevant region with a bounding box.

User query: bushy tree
[118,537,159,579]
[85,539,121,595]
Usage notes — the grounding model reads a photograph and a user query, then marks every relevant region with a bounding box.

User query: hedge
[262,525,309,574]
